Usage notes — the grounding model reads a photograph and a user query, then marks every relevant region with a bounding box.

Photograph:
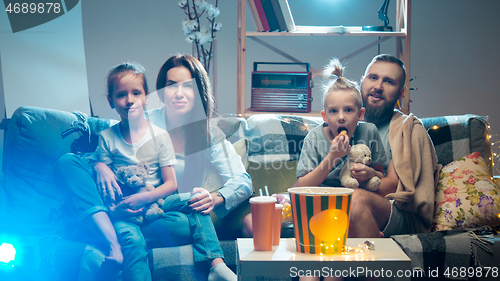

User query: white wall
[1,0,500,172]
[0,3,89,116]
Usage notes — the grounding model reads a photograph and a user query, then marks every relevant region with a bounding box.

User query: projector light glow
[0,243,16,264]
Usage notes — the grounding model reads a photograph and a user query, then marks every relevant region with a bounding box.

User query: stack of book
[247,0,295,32]
[247,0,364,34]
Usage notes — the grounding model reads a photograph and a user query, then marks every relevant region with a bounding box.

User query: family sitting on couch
[35,53,445,281]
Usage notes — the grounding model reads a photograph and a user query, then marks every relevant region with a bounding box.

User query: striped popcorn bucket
[288,187,354,255]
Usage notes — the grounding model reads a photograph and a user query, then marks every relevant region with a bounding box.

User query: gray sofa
[1,106,499,280]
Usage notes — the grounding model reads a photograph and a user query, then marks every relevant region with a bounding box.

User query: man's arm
[376,161,398,197]
[350,162,397,196]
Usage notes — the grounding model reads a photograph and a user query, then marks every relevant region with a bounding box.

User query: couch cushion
[421,115,493,176]
[149,245,198,280]
[433,152,500,231]
[150,240,236,281]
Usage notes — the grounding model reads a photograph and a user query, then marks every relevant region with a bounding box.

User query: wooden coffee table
[237,238,413,280]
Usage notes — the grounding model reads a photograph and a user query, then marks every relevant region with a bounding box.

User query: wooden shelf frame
[237,0,411,116]
[245,31,408,37]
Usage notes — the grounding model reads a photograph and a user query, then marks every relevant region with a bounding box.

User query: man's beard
[362,94,398,125]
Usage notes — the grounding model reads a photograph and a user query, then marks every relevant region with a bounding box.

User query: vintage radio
[251,62,313,112]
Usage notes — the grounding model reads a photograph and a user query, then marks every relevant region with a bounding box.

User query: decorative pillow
[433,152,500,231]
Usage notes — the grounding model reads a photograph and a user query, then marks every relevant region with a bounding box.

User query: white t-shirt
[98,122,177,187]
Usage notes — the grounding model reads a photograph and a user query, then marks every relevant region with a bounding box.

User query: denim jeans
[54,153,108,222]
[161,193,224,263]
[112,221,151,281]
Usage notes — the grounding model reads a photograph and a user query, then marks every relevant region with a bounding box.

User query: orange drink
[250,196,276,251]
[273,204,283,246]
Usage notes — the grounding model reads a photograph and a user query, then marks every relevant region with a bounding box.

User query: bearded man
[347,54,441,238]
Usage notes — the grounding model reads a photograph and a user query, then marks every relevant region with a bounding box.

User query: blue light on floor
[0,243,16,264]
[0,234,44,280]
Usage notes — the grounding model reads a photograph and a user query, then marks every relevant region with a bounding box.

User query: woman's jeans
[53,153,223,280]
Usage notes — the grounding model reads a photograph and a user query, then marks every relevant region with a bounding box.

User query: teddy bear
[339,144,380,191]
[116,162,164,225]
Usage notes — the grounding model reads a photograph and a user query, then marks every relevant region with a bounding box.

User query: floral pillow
[433,152,500,231]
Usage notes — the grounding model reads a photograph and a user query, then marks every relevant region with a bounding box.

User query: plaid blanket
[216,114,324,163]
[149,241,237,281]
[420,114,492,175]
[392,226,495,280]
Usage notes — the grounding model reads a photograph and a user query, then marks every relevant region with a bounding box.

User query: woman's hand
[94,162,122,202]
[189,188,215,214]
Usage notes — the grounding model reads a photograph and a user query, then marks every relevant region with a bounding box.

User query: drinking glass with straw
[250,185,275,251]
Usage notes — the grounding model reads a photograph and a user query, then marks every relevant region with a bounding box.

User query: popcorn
[282,203,292,222]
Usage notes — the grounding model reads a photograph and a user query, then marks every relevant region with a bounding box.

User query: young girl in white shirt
[97,62,234,281]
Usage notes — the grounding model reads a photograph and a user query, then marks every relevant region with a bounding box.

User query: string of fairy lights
[490,126,499,177]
